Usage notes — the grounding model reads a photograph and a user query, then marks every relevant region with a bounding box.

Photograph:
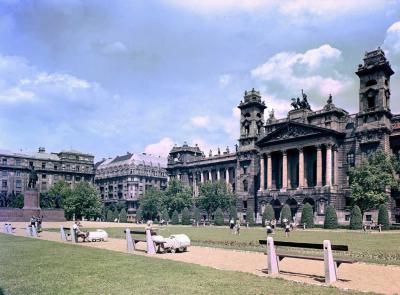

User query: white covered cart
[152,233,191,253]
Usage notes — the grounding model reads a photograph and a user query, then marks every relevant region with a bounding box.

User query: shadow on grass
[0,286,5,295]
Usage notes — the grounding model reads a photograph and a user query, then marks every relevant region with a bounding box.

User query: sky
[0,0,400,161]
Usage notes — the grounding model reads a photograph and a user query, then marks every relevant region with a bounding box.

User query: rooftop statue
[291,89,311,110]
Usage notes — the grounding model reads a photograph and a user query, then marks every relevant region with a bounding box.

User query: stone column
[333,146,338,185]
[225,168,230,184]
[208,171,212,182]
[200,171,204,183]
[193,174,197,197]
[298,148,304,188]
[282,150,288,190]
[267,153,272,189]
[326,144,332,186]
[259,155,265,192]
[217,169,221,181]
[316,145,322,186]
[177,174,181,180]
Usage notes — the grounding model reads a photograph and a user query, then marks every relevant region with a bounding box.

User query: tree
[162,179,193,216]
[214,207,224,226]
[106,209,113,222]
[193,207,201,225]
[378,203,390,230]
[47,180,71,208]
[349,151,398,213]
[196,180,236,220]
[349,205,363,230]
[324,205,338,229]
[119,208,128,223]
[246,207,254,226]
[63,182,102,220]
[10,193,24,208]
[301,203,314,228]
[262,204,275,227]
[161,208,170,223]
[140,187,163,220]
[181,207,191,225]
[171,210,179,225]
[229,205,237,222]
[136,206,143,223]
[280,204,292,226]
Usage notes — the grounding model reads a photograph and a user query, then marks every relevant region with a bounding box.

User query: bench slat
[259,240,348,251]
[277,253,356,264]
[124,230,157,235]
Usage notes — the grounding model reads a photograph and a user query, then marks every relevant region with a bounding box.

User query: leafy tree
[214,207,224,226]
[181,207,191,225]
[106,209,113,222]
[193,207,201,225]
[162,179,193,216]
[196,180,235,220]
[280,204,292,226]
[112,207,119,222]
[324,205,338,229]
[349,151,398,213]
[119,208,127,223]
[262,204,275,227]
[63,182,102,220]
[47,180,71,208]
[140,187,163,220]
[10,193,24,208]
[246,207,254,226]
[378,203,390,230]
[301,203,314,228]
[161,208,170,223]
[349,205,363,230]
[171,210,179,225]
[229,205,237,222]
[135,206,143,223]
[40,192,55,208]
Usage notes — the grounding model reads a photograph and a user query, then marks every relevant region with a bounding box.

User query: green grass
[57,225,400,266]
[0,234,365,295]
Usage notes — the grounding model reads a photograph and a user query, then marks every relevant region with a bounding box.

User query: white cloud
[165,0,269,14]
[144,137,175,157]
[190,115,210,127]
[251,44,351,97]
[219,74,232,88]
[384,21,400,55]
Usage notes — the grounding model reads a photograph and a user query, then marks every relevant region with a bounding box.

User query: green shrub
[323,205,338,229]
[119,208,127,223]
[280,204,292,226]
[171,210,179,225]
[349,205,363,230]
[378,203,390,230]
[214,208,224,226]
[193,207,201,224]
[229,205,237,222]
[262,204,275,227]
[301,203,314,228]
[161,208,170,223]
[246,207,254,226]
[135,207,143,223]
[106,209,113,222]
[181,207,191,225]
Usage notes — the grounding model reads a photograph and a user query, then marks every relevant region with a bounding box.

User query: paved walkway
[7,222,400,294]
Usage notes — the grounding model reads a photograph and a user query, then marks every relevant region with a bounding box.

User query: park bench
[259,238,356,284]
[124,229,162,254]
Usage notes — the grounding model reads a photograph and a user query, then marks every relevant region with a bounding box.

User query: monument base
[23,189,40,210]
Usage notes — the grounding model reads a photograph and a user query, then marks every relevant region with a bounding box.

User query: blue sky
[0,0,400,160]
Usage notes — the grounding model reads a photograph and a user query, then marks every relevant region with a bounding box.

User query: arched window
[366,79,377,87]
[368,96,375,109]
[243,179,248,192]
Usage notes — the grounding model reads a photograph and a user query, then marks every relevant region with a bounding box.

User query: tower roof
[356,47,394,77]
[238,88,266,110]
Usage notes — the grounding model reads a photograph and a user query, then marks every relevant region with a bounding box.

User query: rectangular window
[2,159,7,165]
[42,174,46,179]
[42,162,46,169]
[2,171,7,177]
[347,153,355,166]
[2,180,7,188]
[243,200,248,209]
[54,165,58,170]
[365,214,372,222]
[15,159,21,166]
[76,176,81,182]
[16,179,22,188]
[16,171,21,177]
[65,175,71,181]
[345,214,350,221]
[54,175,59,180]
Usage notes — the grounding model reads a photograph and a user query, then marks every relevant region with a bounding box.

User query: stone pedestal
[23,189,40,210]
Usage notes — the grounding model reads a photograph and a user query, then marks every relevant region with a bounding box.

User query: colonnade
[259,144,337,191]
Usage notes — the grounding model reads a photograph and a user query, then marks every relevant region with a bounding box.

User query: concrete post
[70,226,77,243]
[259,155,265,192]
[2,224,7,233]
[282,151,288,190]
[267,237,279,276]
[126,228,135,252]
[31,226,37,237]
[60,226,67,241]
[267,154,272,189]
[323,240,337,284]
[299,148,304,188]
[146,229,156,255]
[316,145,323,186]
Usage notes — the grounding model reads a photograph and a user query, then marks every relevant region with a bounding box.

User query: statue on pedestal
[28,165,38,189]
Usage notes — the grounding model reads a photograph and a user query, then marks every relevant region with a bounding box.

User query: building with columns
[167,48,400,224]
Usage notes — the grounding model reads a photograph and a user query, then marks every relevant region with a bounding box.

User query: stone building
[0,147,95,206]
[95,153,168,221]
[167,48,400,224]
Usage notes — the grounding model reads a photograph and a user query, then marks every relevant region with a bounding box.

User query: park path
[7,222,400,295]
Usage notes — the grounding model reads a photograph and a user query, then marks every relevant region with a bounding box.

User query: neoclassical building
[167,48,400,224]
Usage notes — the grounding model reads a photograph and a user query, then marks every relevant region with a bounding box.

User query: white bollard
[323,240,337,284]
[2,224,7,233]
[126,228,135,252]
[60,226,67,241]
[25,226,31,236]
[70,226,77,243]
[145,229,156,255]
[6,224,12,234]
[267,237,279,276]
[31,226,37,237]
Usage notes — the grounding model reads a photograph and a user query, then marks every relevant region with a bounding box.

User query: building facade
[0,147,95,206]
[167,48,400,224]
[95,153,168,221]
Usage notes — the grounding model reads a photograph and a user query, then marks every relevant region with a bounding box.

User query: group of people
[30,216,43,232]
[229,219,241,234]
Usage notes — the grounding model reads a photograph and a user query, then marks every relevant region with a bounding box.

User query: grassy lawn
[56,225,400,266]
[0,234,366,295]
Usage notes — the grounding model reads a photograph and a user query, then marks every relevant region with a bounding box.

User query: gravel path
[7,222,400,294]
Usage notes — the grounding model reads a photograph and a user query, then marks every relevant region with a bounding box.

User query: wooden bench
[259,238,356,284]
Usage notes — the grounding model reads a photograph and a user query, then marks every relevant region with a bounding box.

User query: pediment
[257,122,342,146]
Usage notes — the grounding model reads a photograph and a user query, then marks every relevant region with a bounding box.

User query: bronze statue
[290,90,311,110]
[28,165,38,189]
